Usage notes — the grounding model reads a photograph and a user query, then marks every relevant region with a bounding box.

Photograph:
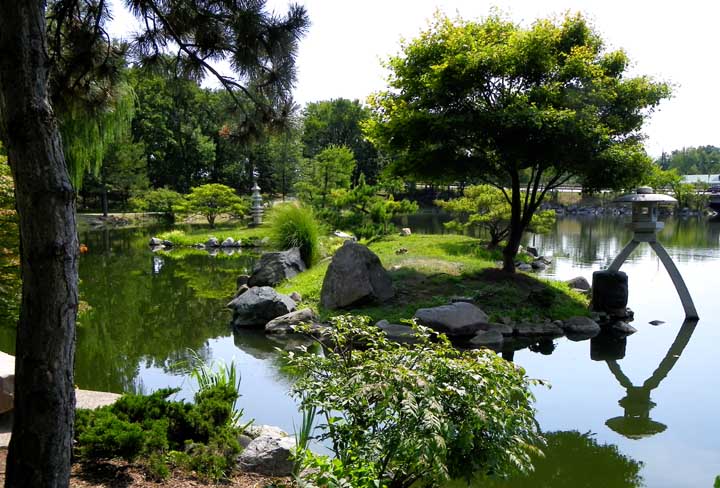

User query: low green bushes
[286,315,543,488]
[74,361,247,482]
[269,203,321,266]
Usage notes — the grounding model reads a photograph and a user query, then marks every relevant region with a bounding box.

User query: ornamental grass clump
[269,203,321,266]
[286,315,544,488]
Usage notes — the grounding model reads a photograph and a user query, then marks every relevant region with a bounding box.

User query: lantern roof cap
[613,187,677,204]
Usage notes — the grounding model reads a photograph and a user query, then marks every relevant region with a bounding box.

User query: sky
[107,0,720,158]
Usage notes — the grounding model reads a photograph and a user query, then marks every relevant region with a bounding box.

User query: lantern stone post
[250,166,264,226]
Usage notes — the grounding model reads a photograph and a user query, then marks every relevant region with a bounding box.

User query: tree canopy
[367,12,670,271]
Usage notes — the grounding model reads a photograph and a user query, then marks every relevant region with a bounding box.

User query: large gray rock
[483,322,514,336]
[414,302,489,337]
[265,308,317,334]
[320,241,394,309]
[227,287,296,328]
[221,237,237,247]
[149,237,162,247]
[248,248,306,287]
[513,322,564,337]
[238,425,296,476]
[566,276,591,291]
[562,316,601,338]
[205,236,220,248]
[375,320,418,343]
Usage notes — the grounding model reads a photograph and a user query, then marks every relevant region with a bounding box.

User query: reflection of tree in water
[467,430,642,488]
[603,319,698,439]
[71,227,257,393]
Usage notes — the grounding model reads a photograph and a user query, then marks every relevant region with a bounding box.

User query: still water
[2,217,719,487]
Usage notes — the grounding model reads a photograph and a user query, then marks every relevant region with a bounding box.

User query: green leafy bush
[269,203,321,266]
[286,315,543,488]
[75,380,244,481]
[178,183,249,227]
[129,187,184,217]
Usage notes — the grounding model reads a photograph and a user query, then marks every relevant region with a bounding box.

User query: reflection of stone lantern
[603,319,697,439]
[601,186,698,320]
[250,166,263,226]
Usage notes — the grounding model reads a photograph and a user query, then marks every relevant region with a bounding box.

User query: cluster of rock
[374,298,634,352]
[228,242,396,335]
[148,235,270,252]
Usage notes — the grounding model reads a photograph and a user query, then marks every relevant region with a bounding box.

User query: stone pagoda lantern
[250,166,264,226]
[600,186,698,320]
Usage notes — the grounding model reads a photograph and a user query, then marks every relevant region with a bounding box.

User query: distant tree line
[656,146,720,175]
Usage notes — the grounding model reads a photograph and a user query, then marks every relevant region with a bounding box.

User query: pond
[1,216,719,487]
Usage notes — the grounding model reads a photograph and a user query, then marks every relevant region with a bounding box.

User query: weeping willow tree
[59,84,135,189]
[47,0,133,189]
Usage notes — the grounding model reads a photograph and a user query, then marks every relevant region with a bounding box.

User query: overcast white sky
[108,0,720,157]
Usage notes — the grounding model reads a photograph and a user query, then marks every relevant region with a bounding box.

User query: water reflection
[603,319,698,439]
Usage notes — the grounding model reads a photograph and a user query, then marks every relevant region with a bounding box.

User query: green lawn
[277,234,589,323]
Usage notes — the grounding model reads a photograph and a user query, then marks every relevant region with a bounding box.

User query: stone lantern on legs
[592,186,698,320]
[250,166,264,226]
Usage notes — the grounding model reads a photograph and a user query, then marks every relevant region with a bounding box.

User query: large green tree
[657,145,720,175]
[0,1,307,485]
[302,98,381,184]
[296,144,356,207]
[368,13,670,272]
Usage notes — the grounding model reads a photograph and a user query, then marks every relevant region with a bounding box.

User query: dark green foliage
[657,146,720,175]
[74,384,242,481]
[269,204,321,266]
[301,98,381,184]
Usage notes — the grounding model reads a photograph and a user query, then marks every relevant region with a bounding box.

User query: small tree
[182,184,248,227]
[287,316,542,488]
[436,184,554,249]
[295,145,355,207]
[129,187,184,219]
[330,174,418,237]
[368,12,670,272]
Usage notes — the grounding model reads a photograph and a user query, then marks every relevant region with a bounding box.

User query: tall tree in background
[368,13,670,272]
[302,98,381,184]
[0,1,308,485]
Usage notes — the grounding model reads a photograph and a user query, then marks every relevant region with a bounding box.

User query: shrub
[269,203,321,266]
[179,183,249,228]
[75,368,246,481]
[129,187,184,217]
[286,315,543,488]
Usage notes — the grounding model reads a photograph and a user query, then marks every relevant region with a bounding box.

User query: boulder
[526,246,539,257]
[414,302,489,337]
[400,227,412,236]
[513,322,564,337]
[566,276,591,291]
[265,308,317,334]
[221,237,236,247]
[375,320,418,343]
[205,236,220,248]
[517,263,533,272]
[227,287,296,328]
[562,316,601,336]
[289,291,302,303]
[236,275,250,287]
[469,330,504,349]
[531,260,547,270]
[606,320,637,336]
[0,352,14,414]
[591,270,628,315]
[149,237,162,247]
[235,284,249,297]
[238,426,295,476]
[320,241,394,309]
[333,230,356,241]
[248,248,306,287]
[483,322,514,336]
[161,240,173,248]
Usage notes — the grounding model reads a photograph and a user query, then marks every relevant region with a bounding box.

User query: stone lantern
[600,186,698,320]
[250,166,263,226]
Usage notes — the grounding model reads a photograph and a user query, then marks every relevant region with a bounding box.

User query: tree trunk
[0,2,78,487]
[101,186,109,217]
[502,174,523,273]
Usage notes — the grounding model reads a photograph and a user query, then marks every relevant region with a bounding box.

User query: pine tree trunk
[0,2,78,487]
